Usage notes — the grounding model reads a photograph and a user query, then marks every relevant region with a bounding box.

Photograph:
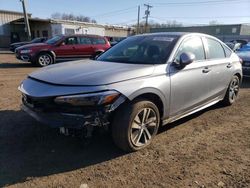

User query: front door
[54,36,78,58]
[169,36,212,117]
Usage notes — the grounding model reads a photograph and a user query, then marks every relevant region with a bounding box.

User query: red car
[15,34,110,67]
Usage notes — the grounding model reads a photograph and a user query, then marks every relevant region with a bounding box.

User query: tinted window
[78,37,92,45]
[205,38,225,59]
[97,35,179,64]
[65,37,77,45]
[175,37,205,61]
[92,38,106,45]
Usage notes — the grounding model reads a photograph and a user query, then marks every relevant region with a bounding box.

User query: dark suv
[15,34,110,66]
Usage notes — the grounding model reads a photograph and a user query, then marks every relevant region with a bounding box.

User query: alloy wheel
[229,77,239,102]
[38,54,51,66]
[130,108,158,147]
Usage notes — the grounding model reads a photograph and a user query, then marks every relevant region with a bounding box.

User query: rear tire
[36,53,53,67]
[222,75,240,106]
[112,99,160,152]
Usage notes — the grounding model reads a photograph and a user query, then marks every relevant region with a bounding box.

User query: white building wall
[51,24,62,36]
[51,23,105,36]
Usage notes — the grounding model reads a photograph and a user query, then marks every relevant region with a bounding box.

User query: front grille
[22,94,55,112]
[22,94,101,114]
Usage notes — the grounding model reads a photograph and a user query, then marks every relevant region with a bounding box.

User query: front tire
[222,75,240,105]
[112,99,160,152]
[36,53,53,67]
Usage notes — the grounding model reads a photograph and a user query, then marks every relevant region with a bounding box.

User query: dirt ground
[0,53,249,188]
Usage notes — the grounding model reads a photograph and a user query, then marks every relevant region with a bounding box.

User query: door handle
[227,63,232,68]
[202,67,211,73]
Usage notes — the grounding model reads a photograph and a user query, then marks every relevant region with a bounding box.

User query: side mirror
[175,52,195,68]
[91,51,104,60]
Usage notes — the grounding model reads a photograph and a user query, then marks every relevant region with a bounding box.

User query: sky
[0,0,250,26]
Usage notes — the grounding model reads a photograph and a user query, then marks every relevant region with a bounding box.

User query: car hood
[18,43,50,49]
[11,41,30,46]
[29,60,155,86]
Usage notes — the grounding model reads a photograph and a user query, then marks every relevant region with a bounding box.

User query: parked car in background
[15,34,110,67]
[225,42,242,51]
[237,43,250,52]
[109,37,126,46]
[236,47,250,77]
[10,37,47,52]
[18,32,242,152]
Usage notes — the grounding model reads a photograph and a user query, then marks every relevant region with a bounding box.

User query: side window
[222,45,232,58]
[175,37,205,62]
[78,37,92,45]
[65,37,77,45]
[205,38,225,59]
[92,38,106,45]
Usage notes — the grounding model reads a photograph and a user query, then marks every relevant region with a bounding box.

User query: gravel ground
[0,54,249,188]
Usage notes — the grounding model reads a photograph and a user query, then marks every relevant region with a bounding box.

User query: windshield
[46,35,63,45]
[97,35,179,64]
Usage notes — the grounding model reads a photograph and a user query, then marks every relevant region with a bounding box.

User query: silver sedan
[19,32,242,151]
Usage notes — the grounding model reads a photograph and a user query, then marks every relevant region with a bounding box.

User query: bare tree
[134,20,183,28]
[51,12,97,23]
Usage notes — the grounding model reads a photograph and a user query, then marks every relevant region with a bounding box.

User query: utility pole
[143,4,152,33]
[20,0,31,40]
[136,5,140,34]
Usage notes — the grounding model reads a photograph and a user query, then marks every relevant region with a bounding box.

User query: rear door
[75,36,94,57]
[202,37,233,99]
[54,36,78,58]
[169,36,212,117]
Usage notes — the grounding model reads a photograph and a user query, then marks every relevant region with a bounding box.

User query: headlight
[20,49,32,54]
[54,91,120,106]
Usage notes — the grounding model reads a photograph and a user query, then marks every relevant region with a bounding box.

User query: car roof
[134,32,225,44]
[137,32,218,39]
[62,34,105,38]
[141,32,188,36]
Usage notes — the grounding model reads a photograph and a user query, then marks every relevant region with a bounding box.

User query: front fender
[107,75,171,119]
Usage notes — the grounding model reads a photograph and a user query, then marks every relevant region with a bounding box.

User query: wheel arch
[37,50,56,63]
[234,72,242,83]
[127,88,167,119]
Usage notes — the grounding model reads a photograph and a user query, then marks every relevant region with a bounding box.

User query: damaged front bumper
[21,95,126,129]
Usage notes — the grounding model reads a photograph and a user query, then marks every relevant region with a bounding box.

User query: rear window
[92,38,106,45]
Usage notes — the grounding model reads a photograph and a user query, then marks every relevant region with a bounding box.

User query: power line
[96,9,137,20]
[114,19,138,25]
[91,6,137,18]
[151,0,247,6]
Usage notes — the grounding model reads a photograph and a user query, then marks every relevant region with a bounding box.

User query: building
[0,10,31,48]
[0,9,135,48]
[150,24,250,42]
